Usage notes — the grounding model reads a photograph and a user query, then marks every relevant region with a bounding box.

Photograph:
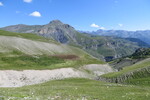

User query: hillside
[0,30,105,70]
[0,30,115,88]
[1,20,149,61]
[100,48,150,86]
[101,58,150,86]
[131,48,150,59]
[110,48,150,70]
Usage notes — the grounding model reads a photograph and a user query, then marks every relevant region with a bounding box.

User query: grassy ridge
[0,30,57,43]
[0,78,149,100]
[102,58,150,78]
[100,58,150,86]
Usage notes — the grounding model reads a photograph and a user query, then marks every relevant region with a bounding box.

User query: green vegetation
[126,77,150,86]
[0,78,149,100]
[0,54,64,70]
[0,50,104,70]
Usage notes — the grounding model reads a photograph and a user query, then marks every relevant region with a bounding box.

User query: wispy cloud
[23,0,32,3]
[0,2,3,6]
[99,27,105,30]
[29,11,41,17]
[118,23,123,27]
[90,23,105,30]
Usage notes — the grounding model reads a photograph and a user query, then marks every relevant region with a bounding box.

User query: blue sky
[0,0,150,31]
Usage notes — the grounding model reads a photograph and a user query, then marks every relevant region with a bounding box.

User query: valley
[1,0,150,100]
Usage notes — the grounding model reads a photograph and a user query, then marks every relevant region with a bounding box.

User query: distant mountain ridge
[87,29,150,45]
[1,20,149,61]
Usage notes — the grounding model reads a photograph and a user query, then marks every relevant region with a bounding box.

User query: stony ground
[0,64,113,87]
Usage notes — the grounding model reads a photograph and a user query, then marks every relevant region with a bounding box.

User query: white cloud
[91,23,100,28]
[118,23,123,27]
[0,2,3,6]
[23,0,32,3]
[90,23,105,30]
[29,11,41,17]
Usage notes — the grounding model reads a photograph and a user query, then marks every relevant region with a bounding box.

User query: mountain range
[87,29,150,45]
[1,20,149,61]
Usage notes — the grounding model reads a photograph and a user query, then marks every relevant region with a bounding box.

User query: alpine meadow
[0,0,150,100]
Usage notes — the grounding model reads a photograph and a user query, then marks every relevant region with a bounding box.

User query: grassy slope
[0,52,104,70]
[126,77,150,86]
[0,30,104,70]
[0,78,149,100]
[103,58,150,78]
[101,58,150,86]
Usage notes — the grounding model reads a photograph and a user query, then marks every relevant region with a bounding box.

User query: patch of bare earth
[0,68,91,87]
[52,55,79,60]
[82,64,114,76]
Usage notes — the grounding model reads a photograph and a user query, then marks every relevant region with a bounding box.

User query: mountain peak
[49,20,63,25]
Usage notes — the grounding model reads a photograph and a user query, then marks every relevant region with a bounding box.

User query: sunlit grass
[0,78,149,100]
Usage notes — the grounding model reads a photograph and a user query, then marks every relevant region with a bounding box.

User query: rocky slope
[0,68,90,87]
[0,36,75,55]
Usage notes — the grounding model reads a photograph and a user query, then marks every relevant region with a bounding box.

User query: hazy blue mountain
[88,29,150,45]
